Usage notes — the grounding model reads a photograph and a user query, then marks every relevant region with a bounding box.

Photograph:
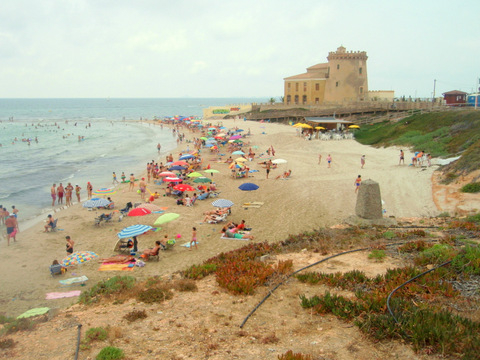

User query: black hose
[74,324,82,360]
[386,260,452,323]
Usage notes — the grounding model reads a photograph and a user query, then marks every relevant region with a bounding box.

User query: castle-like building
[284,46,370,105]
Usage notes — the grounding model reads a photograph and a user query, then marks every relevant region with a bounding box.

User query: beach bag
[135,260,145,267]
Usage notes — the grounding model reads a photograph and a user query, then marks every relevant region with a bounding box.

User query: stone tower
[324,46,368,103]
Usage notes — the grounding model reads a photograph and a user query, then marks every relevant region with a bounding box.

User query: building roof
[306,62,328,71]
[284,72,327,81]
[442,90,468,95]
[305,117,353,124]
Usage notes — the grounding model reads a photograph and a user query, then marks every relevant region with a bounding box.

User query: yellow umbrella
[301,124,313,129]
[349,125,360,129]
[315,126,326,130]
[292,123,305,128]
[235,157,248,162]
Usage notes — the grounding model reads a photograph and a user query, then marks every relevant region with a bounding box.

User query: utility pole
[432,79,436,103]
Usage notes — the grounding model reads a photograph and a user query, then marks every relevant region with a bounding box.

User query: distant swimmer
[157,143,161,154]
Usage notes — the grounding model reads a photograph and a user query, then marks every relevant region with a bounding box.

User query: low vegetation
[96,346,124,360]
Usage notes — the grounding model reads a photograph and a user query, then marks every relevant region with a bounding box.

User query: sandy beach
[0,119,442,317]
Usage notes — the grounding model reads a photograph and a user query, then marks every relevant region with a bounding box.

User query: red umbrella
[173,184,195,192]
[164,177,182,182]
[128,208,152,216]
[172,161,188,166]
[158,171,176,177]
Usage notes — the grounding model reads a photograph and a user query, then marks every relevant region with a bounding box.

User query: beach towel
[220,235,250,241]
[98,263,134,271]
[181,242,200,248]
[46,291,81,299]
[17,307,50,319]
[59,275,88,285]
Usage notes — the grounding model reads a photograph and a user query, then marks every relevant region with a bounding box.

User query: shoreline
[0,118,444,317]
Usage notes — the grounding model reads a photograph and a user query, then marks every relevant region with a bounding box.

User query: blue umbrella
[169,165,186,171]
[232,150,245,155]
[82,198,111,208]
[204,144,214,148]
[179,154,195,160]
[211,199,234,208]
[238,183,259,191]
[117,225,154,239]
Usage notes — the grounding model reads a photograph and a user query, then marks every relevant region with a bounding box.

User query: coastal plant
[123,310,147,322]
[278,350,313,360]
[461,182,480,193]
[0,318,35,335]
[182,263,217,279]
[0,315,14,324]
[80,327,108,350]
[382,231,396,240]
[137,286,173,304]
[414,244,457,266]
[398,240,432,253]
[173,279,198,292]
[368,249,386,262]
[216,260,274,295]
[0,338,15,349]
[96,346,125,360]
[451,245,480,275]
[79,276,136,305]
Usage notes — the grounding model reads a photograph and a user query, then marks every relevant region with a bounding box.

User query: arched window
[286,95,291,104]
[294,95,299,104]
[302,95,307,104]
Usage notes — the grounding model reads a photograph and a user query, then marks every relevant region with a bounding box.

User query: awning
[305,117,353,124]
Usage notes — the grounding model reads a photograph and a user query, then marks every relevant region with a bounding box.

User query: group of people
[50,183,83,207]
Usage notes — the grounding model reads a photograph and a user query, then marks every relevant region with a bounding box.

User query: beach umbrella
[349,125,360,129]
[235,129,244,132]
[168,165,186,171]
[93,188,116,196]
[179,154,195,160]
[232,150,245,155]
[82,198,110,208]
[62,251,98,267]
[200,137,208,141]
[158,171,176,177]
[173,184,195,192]
[204,144,214,148]
[187,172,202,178]
[208,127,217,131]
[164,176,182,182]
[154,213,180,226]
[229,135,242,140]
[300,124,313,129]
[135,203,164,212]
[172,160,188,166]
[193,177,212,183]
[292,123,305,128]
[238,183,259,191]
[128,207,152,216]
[235,157,248,162]
[212,199,234,208]
[117,224,153,239]
[272,159,288,164]
[204,169,219,174]
[315,126,326,130]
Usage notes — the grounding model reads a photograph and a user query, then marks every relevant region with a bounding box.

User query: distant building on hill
[283,46,392,105]
[442,90,467,106]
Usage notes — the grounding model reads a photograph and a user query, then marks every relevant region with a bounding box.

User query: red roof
[442,90,467,95]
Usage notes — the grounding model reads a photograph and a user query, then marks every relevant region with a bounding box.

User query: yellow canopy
[348,125,360,129]
[235,157,248,162]
[292,123,305,128]
[300,124,313,129]
[315,126,326,130]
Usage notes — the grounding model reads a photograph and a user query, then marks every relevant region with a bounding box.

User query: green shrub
[85,327,108,342]
[452,245,480,275]
[414,244,457,266]
[368,249,386,262]
[182,263,217,279]
[123,310,147,322]
[79,276,136,304]
[1,318,35,335]
[137,287,173,303]
[461,182,480,193]
[96,346,125,360]
[382,231,396,239]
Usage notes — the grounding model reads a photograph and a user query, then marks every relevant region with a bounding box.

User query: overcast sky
[1,0,478,98]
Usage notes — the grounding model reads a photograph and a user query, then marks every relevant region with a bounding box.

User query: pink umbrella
[229,135,242,140]
[128,208,152,216]
[172,160,188,166]
[164,177,182,182]
[173,184,195,192]
[158,171,176,177]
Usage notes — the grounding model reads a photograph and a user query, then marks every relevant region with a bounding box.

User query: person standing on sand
[5,214,18,245]
[266,160,271,179]
[65,183,73,206]
[112,172,119,185]
[129,174,135,191]
[361,155,366,169]
[121,172,126,183]
[354,175,362,193]
[399,150,404,165]
[65,236,74,254]
[190,227,198,250]
[139,178,147,200]
[51,184,57,206]
[75,185,81,202]
[86,182,93,199]
[327,154,332,168]
[57,183,64,205]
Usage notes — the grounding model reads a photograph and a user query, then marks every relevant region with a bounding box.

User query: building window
[294,95,299,104]
[302,95,307,104]
[287,95,291,104]
[287,83,291,89]
[295,83,299,91]
[337,64,340,70]
[303,82,307,92]
[336,81,339,87]
[359,67,363,75]
[315,83,319,91]
[315,98,319,104]
[360,87,363,94]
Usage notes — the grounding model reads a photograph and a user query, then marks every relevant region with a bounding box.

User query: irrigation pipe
[386,260,452,323]
[74,324,82,360]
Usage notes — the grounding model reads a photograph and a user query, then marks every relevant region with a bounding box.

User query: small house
[442,90,467,106]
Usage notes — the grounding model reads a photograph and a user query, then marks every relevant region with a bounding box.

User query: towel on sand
[98,263,134,271]
[17,307,50,319]
[181,242,199,248]
[59,275,88,285]
[220,235,250,241]
[46,291,81,299]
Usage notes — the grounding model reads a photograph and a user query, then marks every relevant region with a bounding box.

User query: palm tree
[269,97,276,104]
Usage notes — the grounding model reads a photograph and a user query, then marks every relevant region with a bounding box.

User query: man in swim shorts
[51,184,57,206]
[57,183,64,205]
[5,214,18,245]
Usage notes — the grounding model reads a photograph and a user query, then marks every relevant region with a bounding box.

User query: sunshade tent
[117,224,153,239]
[153,213,180,226]
[204,169,219,174]
[82,198,110,208]
[232,150,245,155]
[172,161,188,166]
[211,199,234,208]
[235,157,248,162]
[128,207,152,216]
[238,182,259,191]
[62,251,98,267]
[292,123,305,128]
[168,165,186,171]
[158,171,176,177]
[164,177,182,182]
[315,126,326,130]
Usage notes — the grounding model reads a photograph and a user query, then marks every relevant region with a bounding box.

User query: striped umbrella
[158,171,176,177]
[211,199,234,208]
[82,198,110,208]
[117,224,153,239]
[93,188,116,196]
[62,251,98,267]
[164,177,182,182]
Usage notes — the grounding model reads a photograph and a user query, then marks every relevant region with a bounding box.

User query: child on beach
[361,155,366,169]
[354,175,362,193]
[66,236,74,254]
[190,227,198,250]
[327,154,332,168]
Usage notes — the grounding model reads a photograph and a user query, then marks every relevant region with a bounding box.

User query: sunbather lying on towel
[203,208,229,216]
[100,255,136,263]
[221,223,254,240]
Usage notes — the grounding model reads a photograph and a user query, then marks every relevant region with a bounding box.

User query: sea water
[0,98,266,225]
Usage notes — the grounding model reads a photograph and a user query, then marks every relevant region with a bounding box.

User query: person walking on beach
[190,227,198,250]
[75,185,81,203]
[65,236,74,254]
[51,184,57,206]
[399,150,405,165]
[327,154,332,168]
[361,155,366,169]
[354,175,362,194]
[86,182,93,199]
[57,183,64,205]
[112,172,119,185]
[5,214,18,245]
[129,174,135,191]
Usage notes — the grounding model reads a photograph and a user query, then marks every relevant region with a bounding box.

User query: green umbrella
[154,213,180,226]
[187,172,203,178]
[200,137,208,141]
[194,177,212,183]
[204,169,219,174]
